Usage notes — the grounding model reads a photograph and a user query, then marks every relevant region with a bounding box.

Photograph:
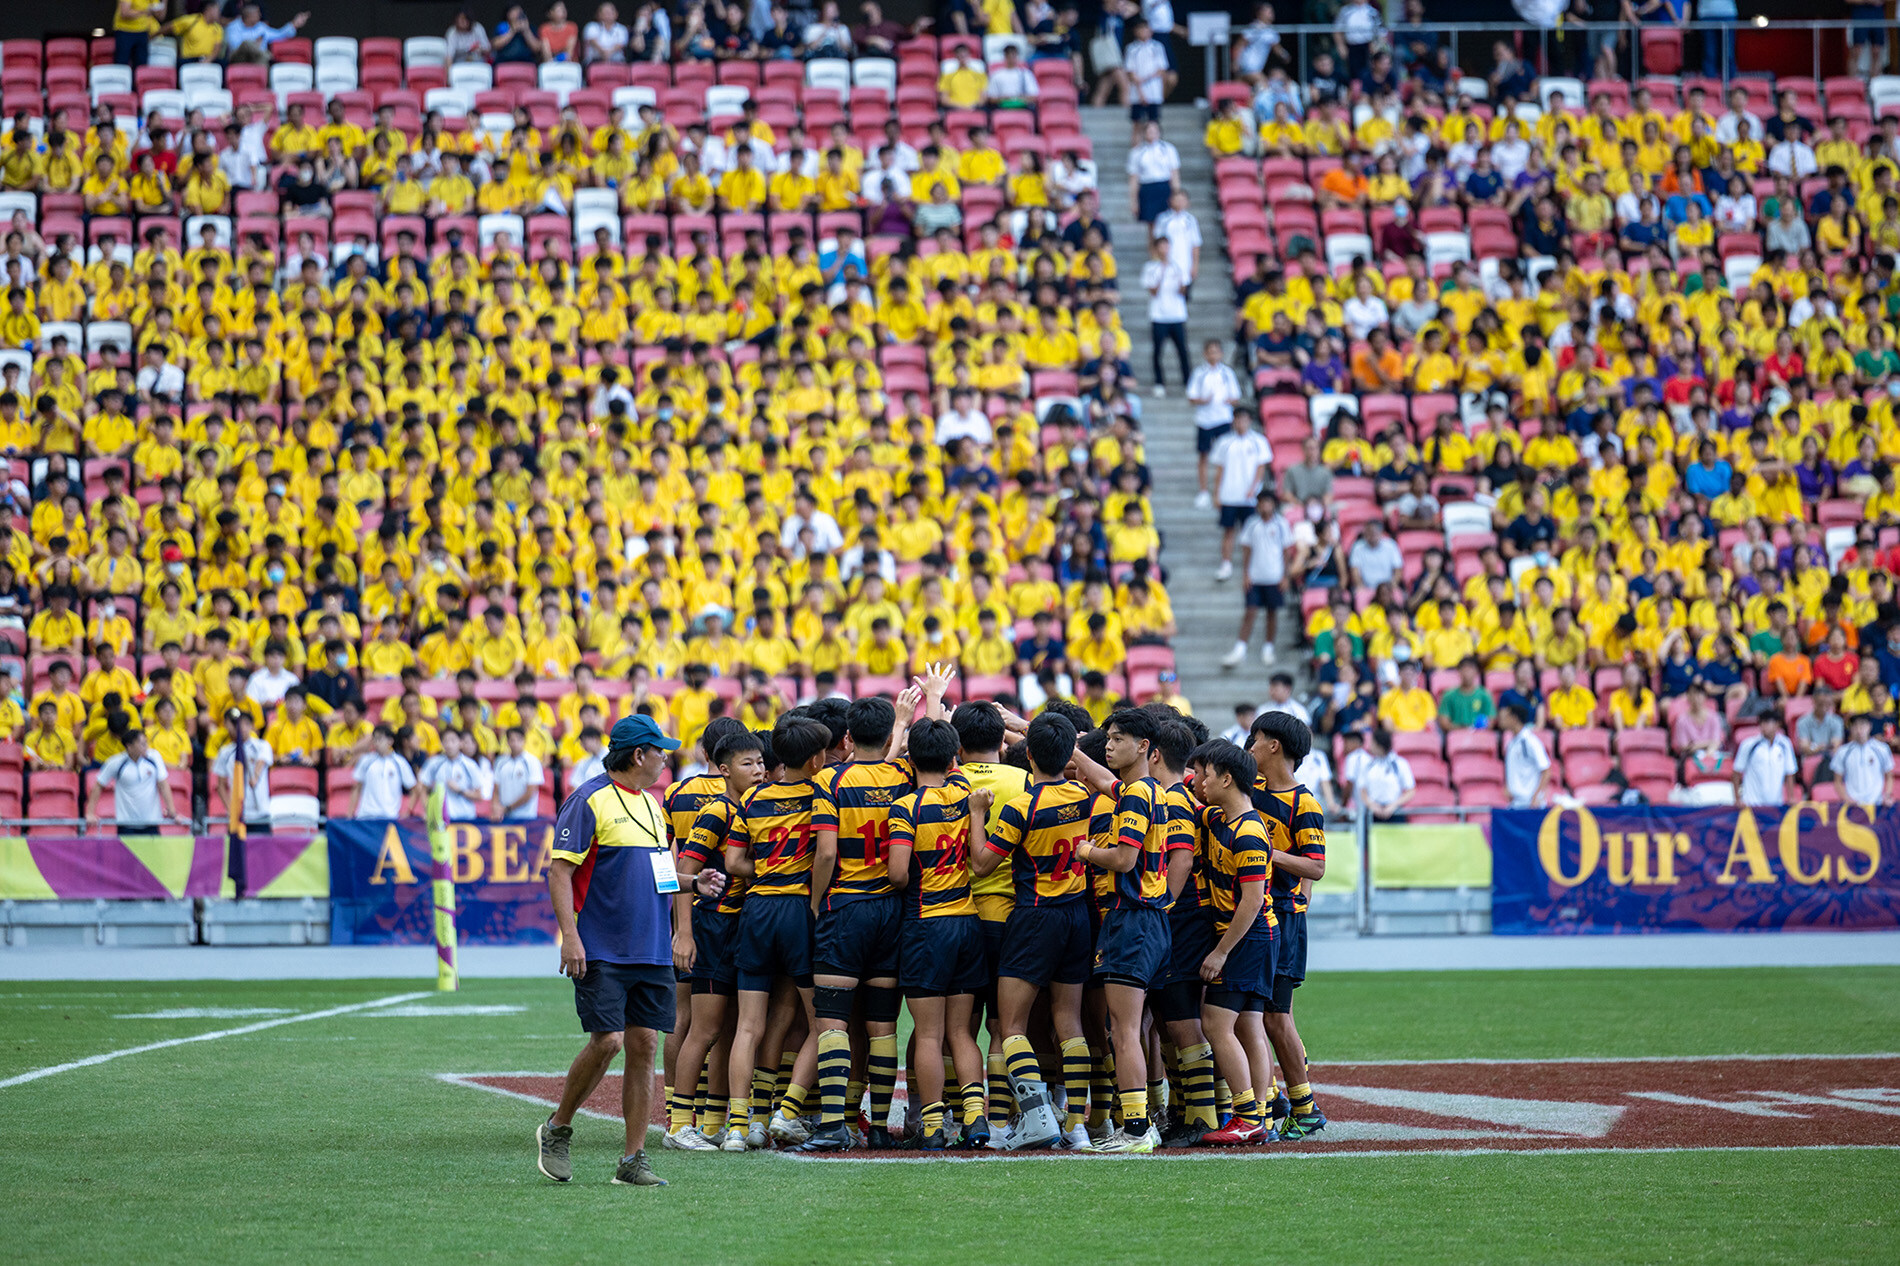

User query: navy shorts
[1268,907,1306,1014]
[1246,582,1284,610]
[1195,422,1232,454]
[999,901,1094,988]
[1218,504,1252,530]
[814,894,901,980]
[1203,926,1275,1014]
[686,906,738,995]
[1154,905,1217,989]
[736,893,814,991]
[574,960,677,1034]
[899,914,990,997]
[1131,102,1162,125]
[1092,905,1170,988]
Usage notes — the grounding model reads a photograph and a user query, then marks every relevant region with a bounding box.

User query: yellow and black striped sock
[1178,1042,1218,1129]
[1003,1034,1045,1108]
[960,1081,986,1126]
[750,1066,775,1122]
[987,1053,1013,1126]
[1118,1087,1149,1136]
[777,1082,810,1121]
[775,1050,797,1103]
[695,1067,711,1124]
[702,1100,729,1137]
[868,1035,899,1134]
[667,1085,693,1131]
[1261,1074,1279,1112]
[1088,1047,1115,1127]
[663,1082,675,1126]
[728,1094,750,1130]
[1289,1082,1315,1116]
[817,1030,853,1126]
[1233,1088,1263,1127]
[921,1099,946,1134]
[1215,1077,1233,1118]
[1147,1077,1167,1118]
[1059,1038,1092,1129]
[847,1078,865,1119]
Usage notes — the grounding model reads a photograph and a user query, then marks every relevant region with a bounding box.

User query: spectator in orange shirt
[1764,645,1814,698]
[1804,596,1861,651]
[1350,328,1404,391]
[1317,163,1369,209]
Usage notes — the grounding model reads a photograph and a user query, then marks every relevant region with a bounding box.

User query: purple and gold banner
[1492,804,1900,934]
[0,834,227,900]
[327,819,555,945]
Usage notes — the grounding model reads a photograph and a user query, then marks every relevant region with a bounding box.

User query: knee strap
[861,984,901,1025]
[812,984,856,1021]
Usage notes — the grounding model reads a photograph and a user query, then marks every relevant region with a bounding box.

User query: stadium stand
[1210,25,1900,811]
[0,4,1171,829]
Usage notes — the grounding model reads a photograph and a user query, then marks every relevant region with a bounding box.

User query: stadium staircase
[1084,103,1292,722]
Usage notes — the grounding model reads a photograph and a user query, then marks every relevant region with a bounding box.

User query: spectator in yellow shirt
[1377,661,1438,732]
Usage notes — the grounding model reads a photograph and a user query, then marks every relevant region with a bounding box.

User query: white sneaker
[720,1126,750,1153]
[767,1112,812,1145]
[1153,384,1166,398]
[1095,1125,1159,1154]
[1221,641,1248,668]
[676,1126,721,1151]
[745,1120,768,1150]
[989,1124,1014,1150]
[1261,642,1277,666]
[661,1125,707,1150]
[1216,559,1234,582]
[1088,1117,1115,1145]
[1062,1123,1096,1151]
[1194,490,1213,510]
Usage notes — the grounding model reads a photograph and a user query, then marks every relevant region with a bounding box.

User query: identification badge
[649,849,681,894]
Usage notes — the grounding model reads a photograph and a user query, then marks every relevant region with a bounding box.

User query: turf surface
[3,967,1896,1264]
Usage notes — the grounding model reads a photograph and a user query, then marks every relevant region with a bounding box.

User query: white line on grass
[0,991,431,1089]
[774,1143,1900,1164]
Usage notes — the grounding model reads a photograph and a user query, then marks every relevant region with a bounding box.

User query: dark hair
[1249,709,1313,765]
[711,730,765,766]
[1187,739,1257,790]
[1024,712,1077,778]
[803,696,851,749]
[951,700,1006,755]
[773,717,834,771]
[846,696,897,749]
[1042,699,1094,735]
[1149,718,1196,775]
[753,728,779,773]
[700,715,748,761]
[907,718,960,775]
[1105,707,1159,749]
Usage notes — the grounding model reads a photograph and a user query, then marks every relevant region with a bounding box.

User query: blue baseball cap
[609,714,681,753]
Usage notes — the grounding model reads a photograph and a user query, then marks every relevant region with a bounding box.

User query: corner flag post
[427,783,459,991]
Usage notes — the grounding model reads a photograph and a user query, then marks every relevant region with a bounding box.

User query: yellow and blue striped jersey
[887,774,978,920]
[1100,775,1172,911]
[664,771,727,846]
[984,779,1096,907]
[680,793,748,915]
[1197,804,1278,935]
[962,760,1031,922]
[549,773,674,965]
[822,758,914,909]
[1161,780,1206,910]
[727,777,838,896]
[1251,780,1327,912]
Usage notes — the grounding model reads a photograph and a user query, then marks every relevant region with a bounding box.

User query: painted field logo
[442,1055,1900,1156]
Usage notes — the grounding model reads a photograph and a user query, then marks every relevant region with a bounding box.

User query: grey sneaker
[745,1120,768,1150]
[536,1118,573,1183]
[719,1126,749,1153]
[767,1111,812,1144]
[612,1150,667,1186]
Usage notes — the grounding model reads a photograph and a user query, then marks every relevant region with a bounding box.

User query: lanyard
[608,781,663,847]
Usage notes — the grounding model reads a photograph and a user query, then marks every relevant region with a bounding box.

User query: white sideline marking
[1626,1091,1807,1118]
[114,1007,297,1020]
[363,1004,526,1018]
[0,991,430,1089]
[775,1144,1900,1164]
[1322,1052,1900,1067]
[434,1072,660,1135]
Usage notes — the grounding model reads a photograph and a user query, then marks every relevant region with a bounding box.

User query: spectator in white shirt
[1227,490,1292,666]
[570,725,608,789]
[779,491,845,556]
[492,727,548,821]
[987,45,1040,105]
[1121,20,1174,143]
[1830,713,1895,806]
[1348,519,1405,589]
[352,727,418,819]
[1152,189,1202,289]
[135,345,185,402]
[1734,711,1800,807]
[1295,746,1341,814]
[212,710,275,827]
[422,729,492,821]
[1357,729,1416,818]
[245,642,299,707]
[1210,411,1273,580]
[1142,238,1190,394]
[1260,672,1311,724]
[1500,703,1551,808]
[91,732,178,833]
[1126,117,1181,223]
[582,2,631,62]
[1187,339,1242,508]
[936,387,994,446]
[1220,702,1257,746]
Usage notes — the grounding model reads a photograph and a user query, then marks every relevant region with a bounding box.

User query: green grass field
[4,967,1898,1264]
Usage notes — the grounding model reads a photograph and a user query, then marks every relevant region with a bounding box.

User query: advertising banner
[0,833,226,900]
[1492,803,1900,934]
[326,819,557,945]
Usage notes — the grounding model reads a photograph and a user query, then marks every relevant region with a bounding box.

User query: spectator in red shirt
[1814,627,1860,692]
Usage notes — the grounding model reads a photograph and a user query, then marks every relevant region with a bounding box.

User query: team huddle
[642,667,1329,1155]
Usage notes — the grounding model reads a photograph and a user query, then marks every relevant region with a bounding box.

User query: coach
[535,715,722,1189]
